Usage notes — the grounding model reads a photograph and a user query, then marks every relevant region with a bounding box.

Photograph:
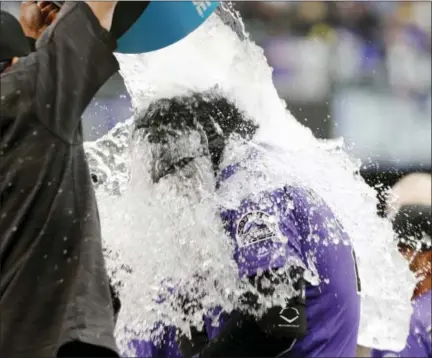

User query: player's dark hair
[134,90,258,182]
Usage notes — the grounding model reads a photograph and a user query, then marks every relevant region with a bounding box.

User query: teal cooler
[112,1,219,54]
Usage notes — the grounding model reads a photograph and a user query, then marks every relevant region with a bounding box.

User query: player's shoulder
[411,300,432,347]
[286,185,332,213]
[219,184,330,230]
[220,185,297,219]
[412,292,432,328]
[219,185,307,277]
[219,185,312,248]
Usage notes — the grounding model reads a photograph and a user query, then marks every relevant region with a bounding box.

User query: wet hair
[134,91,258,182]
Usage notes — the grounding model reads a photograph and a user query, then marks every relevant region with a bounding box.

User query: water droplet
[286,200,295,210]
[311,234,320,243]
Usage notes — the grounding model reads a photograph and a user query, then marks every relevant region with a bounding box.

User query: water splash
[87,6,415,352]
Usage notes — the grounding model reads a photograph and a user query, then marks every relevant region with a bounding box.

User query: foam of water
[89,5,415,352]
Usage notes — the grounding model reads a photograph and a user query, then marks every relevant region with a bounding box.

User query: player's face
[134,122,211,184]
[129,120,221,265]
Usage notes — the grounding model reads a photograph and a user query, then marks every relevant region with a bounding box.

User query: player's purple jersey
[371,290,432,358]
[129,166,360,357]
[129,326,182,358]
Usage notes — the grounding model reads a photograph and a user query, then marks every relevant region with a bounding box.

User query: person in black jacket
[0,2,121,357]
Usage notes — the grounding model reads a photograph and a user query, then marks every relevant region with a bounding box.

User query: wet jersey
[128,166,360,357]
[371,290,432,358]
[129,326,182,358]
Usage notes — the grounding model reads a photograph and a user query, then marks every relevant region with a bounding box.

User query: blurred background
[3,1,431,211]
[235,1,431,213]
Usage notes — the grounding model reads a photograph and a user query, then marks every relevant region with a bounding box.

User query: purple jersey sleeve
[371,291,432,358]
[126,283,183,358]
[219,187,306,278]
[371,333,430,358]
[128,325,182,358]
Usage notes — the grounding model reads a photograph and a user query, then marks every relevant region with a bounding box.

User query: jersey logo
[256,246,270,258]
[236,211,279,248]
[278,307,300,328]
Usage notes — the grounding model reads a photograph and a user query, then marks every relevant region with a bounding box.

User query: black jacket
[0,3,119,357]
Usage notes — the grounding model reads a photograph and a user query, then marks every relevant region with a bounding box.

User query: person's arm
[34,2,118,142]
[195,269,307,358]
[9,2,118,143]
[128,325,183,358]
[20,1,61,40]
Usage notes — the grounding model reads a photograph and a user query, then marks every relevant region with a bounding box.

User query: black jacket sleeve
[27,37,36,52]
[5,2,119,143]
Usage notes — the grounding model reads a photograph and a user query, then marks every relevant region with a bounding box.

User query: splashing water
[88,5,415,353]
